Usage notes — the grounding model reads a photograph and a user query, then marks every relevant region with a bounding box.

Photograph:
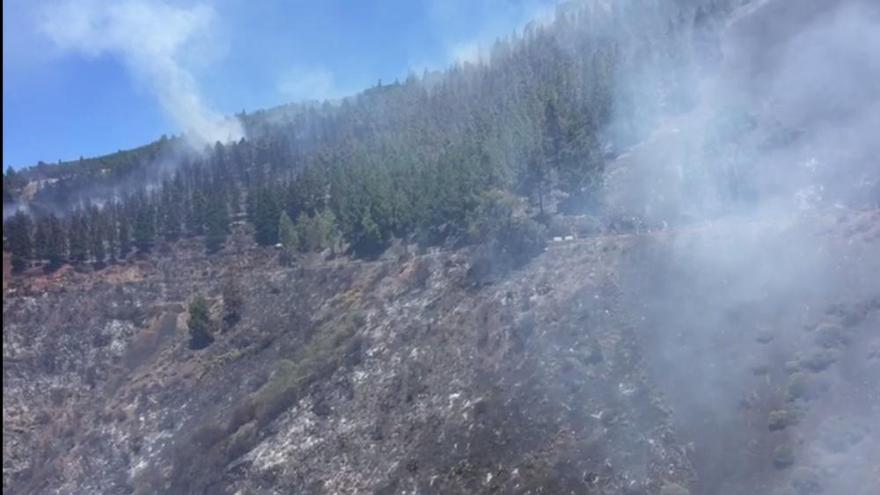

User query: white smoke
[609,1,880,493]
[38,0,244,147]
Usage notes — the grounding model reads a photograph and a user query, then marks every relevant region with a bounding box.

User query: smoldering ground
[607,0,880,493]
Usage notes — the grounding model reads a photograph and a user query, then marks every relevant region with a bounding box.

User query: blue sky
[3,0,556,169]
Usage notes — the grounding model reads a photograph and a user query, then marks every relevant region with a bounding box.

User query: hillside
[4,0,880,494]
[5,206,878,494]
[3,223,688,493]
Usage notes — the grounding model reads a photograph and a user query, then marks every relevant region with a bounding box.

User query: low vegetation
[164,311,365,492]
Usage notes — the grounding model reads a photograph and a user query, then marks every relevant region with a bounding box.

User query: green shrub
[813,323,849,349]
[246,315,360,429]
[467,190,546,265]
[467,189,519,244]
[799,349,836,373]
[252,359,303,427]
[226,421,258,460]
[228,400,257,433]
[786,373,818,402]
[499,216,546,265]
[772,445,795,469]
[768,409,799,431]
[190,421,226,449]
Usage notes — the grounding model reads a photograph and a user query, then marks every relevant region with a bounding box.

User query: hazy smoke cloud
[39,0,244,147]
[605,0,880,224]
[607,1,880,493]
[718,0,880,209]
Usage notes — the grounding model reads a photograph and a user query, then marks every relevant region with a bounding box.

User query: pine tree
[34,216,50,261]
[5,211,32,272]
[355,212,384,257]
[187,295,214,350]
[188,189,208,235]
[4,166,24,191]
[2,171,13,205]
[252,188,281,246]
[531,100,565,216]
[2,181,13,205]
[161,179,182,241]
[118,204,132,259]
[294,211,316,252]
[104,205,119,261]
[204,190,229,253]
[34,213,67,269]
[133,198,156,252]
[278,210,298,264]
[316,209,341,254]
[45,214,67,268]
[88,205,106,265]
[68,211,90,263]
[221,279,244,328]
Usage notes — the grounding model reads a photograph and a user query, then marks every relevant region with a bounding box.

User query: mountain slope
[5,226,694,494]
[5,205,877,494]
[4,0,880,494]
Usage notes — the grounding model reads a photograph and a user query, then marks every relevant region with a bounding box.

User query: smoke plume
[39,0,244,147]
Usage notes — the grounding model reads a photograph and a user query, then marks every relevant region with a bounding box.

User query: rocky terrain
[4,205,878,494]
[2,216,685,494]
